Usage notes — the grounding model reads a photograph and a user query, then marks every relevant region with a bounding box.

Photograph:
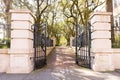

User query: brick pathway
[0,46,120,80]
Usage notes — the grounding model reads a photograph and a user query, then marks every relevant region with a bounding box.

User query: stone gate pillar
[90,12,114,71]
[8,10,34,73]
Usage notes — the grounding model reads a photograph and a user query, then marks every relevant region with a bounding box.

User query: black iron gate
[74,23,92,68]
[33,23,47,69]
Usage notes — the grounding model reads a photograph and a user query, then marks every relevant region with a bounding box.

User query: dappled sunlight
[47,47,100,79]
[45,46,120,80]
[105,75,120,80]
[73,68,104,78]
[50,67,120,80]
[4,46,120,80]
[48,48,75,68]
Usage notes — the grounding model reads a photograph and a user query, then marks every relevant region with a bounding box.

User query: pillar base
[7,51,34,73]
[92,53,114,71]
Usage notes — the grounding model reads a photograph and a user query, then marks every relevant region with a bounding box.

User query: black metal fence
[73,23,92,68]
[33,23,53,69]
[112,26,120,48]
[46,37,53,47]
[33,26,47,69]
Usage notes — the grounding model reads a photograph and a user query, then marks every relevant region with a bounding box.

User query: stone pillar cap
[90,11,112,19]
[10,9,32,14]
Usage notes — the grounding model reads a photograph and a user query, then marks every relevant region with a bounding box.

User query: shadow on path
[47,46,75,69]
[0,46,120,80]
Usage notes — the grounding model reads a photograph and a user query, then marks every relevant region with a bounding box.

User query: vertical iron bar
[36,26,38,69]
[44,23,47,65]
[34,25,36,70]
[88,24,91,68]
[86,28,88,66]
[84,32,88,67]
[75,23,78,64]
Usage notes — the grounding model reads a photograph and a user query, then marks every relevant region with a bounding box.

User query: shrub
[112,34,120,48]
[0,38,10,48]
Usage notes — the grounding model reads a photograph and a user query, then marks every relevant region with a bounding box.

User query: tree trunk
[106,0,114,44]
[3,0,12,39]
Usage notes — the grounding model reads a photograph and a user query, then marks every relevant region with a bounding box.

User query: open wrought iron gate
[33,23,47,69]
[74,23,92,68]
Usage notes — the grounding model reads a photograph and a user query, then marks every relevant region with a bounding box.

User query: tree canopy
[0,0,105,45]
